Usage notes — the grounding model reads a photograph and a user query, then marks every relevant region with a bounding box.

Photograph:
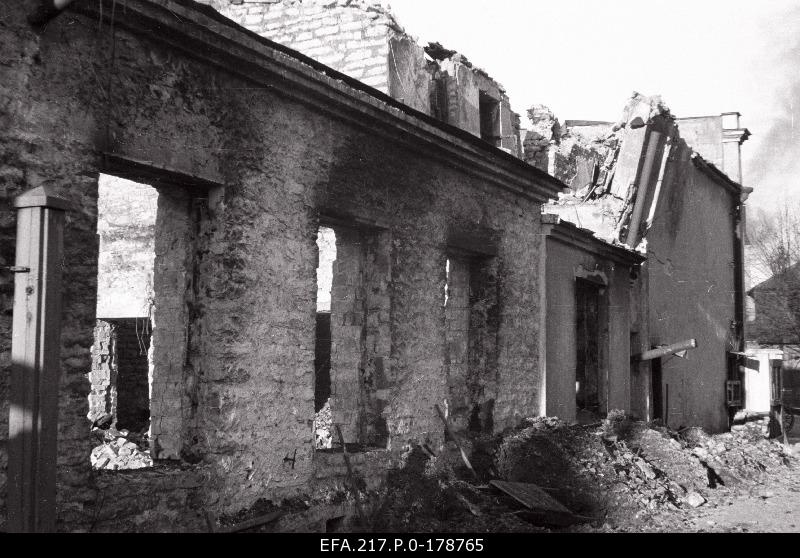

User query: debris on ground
[371,411,796,533]
[91,428,153,470]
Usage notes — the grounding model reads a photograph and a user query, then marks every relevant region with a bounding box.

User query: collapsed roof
[531,92,750,252]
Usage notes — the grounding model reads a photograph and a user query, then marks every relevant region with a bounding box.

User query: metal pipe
[28,0,77,26]
[633,339,698,362]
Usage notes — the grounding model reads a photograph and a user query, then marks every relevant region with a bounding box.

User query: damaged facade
[0,0,561,532]
[199,0,523,156]
[533,94,751,432]
[0,0,754,533]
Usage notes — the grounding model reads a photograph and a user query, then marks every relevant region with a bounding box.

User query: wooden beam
[633,339,697,362]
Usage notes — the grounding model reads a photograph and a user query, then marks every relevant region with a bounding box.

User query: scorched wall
[0,0,560,530]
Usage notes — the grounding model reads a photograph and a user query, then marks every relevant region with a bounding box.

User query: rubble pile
[493,416,690,524]
[364,412,796,532]
[491,412,796,528]
[91,429,153,470]
[371,446,541,533]
[680,418,792,486]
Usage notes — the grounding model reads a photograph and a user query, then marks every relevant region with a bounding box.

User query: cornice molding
[71,0,565,203]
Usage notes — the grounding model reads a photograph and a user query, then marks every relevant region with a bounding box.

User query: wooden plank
[489,480,572,515]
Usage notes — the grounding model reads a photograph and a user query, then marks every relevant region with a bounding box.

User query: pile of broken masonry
[91,428,153,471]
[369,411,796,533]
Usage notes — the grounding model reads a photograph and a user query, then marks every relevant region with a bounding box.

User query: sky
[384,0,800,213]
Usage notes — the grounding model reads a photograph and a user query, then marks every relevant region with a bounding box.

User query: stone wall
[0,0,554,530]
[149,188,196,461]
[329,226,365,443]
[444,257,470,431]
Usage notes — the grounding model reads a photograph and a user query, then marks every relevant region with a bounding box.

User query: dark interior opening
[575,278,601,413]
[652,358,663,420]
[314,311,332,412]
[112,318,152,433]
[479,91,501,147]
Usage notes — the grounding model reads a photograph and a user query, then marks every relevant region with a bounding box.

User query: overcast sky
[385,0,800,213]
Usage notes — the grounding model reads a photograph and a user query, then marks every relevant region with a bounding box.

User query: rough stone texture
[444,257,470,431]
[0,0,553,530]
[329,226,365,443]
[89,467,204,532]
[149,188,195,461]
[1,0,100,531]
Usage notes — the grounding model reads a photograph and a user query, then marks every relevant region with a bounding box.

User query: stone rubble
[314,400,333,450]
[90,429,153,471]
[490,411,796,526]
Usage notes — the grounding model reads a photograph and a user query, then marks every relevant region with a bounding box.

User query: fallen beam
[633,339,697,362]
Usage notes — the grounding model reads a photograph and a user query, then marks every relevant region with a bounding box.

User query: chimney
[721,112,750,184]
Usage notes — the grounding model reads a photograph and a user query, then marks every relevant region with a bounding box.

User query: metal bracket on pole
[8,185,72,533]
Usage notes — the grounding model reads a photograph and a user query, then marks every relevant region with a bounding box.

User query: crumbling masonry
[0,0,561,531]
[0,0,752,532]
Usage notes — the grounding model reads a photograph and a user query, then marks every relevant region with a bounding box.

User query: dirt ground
[670,430,800,533]
[678,469,800,532]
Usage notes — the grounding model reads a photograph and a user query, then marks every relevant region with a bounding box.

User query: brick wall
[202,0,521,154]
[211,0,395,93]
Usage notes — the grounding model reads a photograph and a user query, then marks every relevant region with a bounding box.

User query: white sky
[385,0,800,213]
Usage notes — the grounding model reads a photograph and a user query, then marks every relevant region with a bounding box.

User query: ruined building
[532,94,751,432]
[198,0,523,156]
[0,0,752,533]
[0,0,561,531]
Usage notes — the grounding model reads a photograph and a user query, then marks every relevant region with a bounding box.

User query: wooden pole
[8,186,71,533]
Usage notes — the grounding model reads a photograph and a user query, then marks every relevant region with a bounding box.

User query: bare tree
[747,200,800,345]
